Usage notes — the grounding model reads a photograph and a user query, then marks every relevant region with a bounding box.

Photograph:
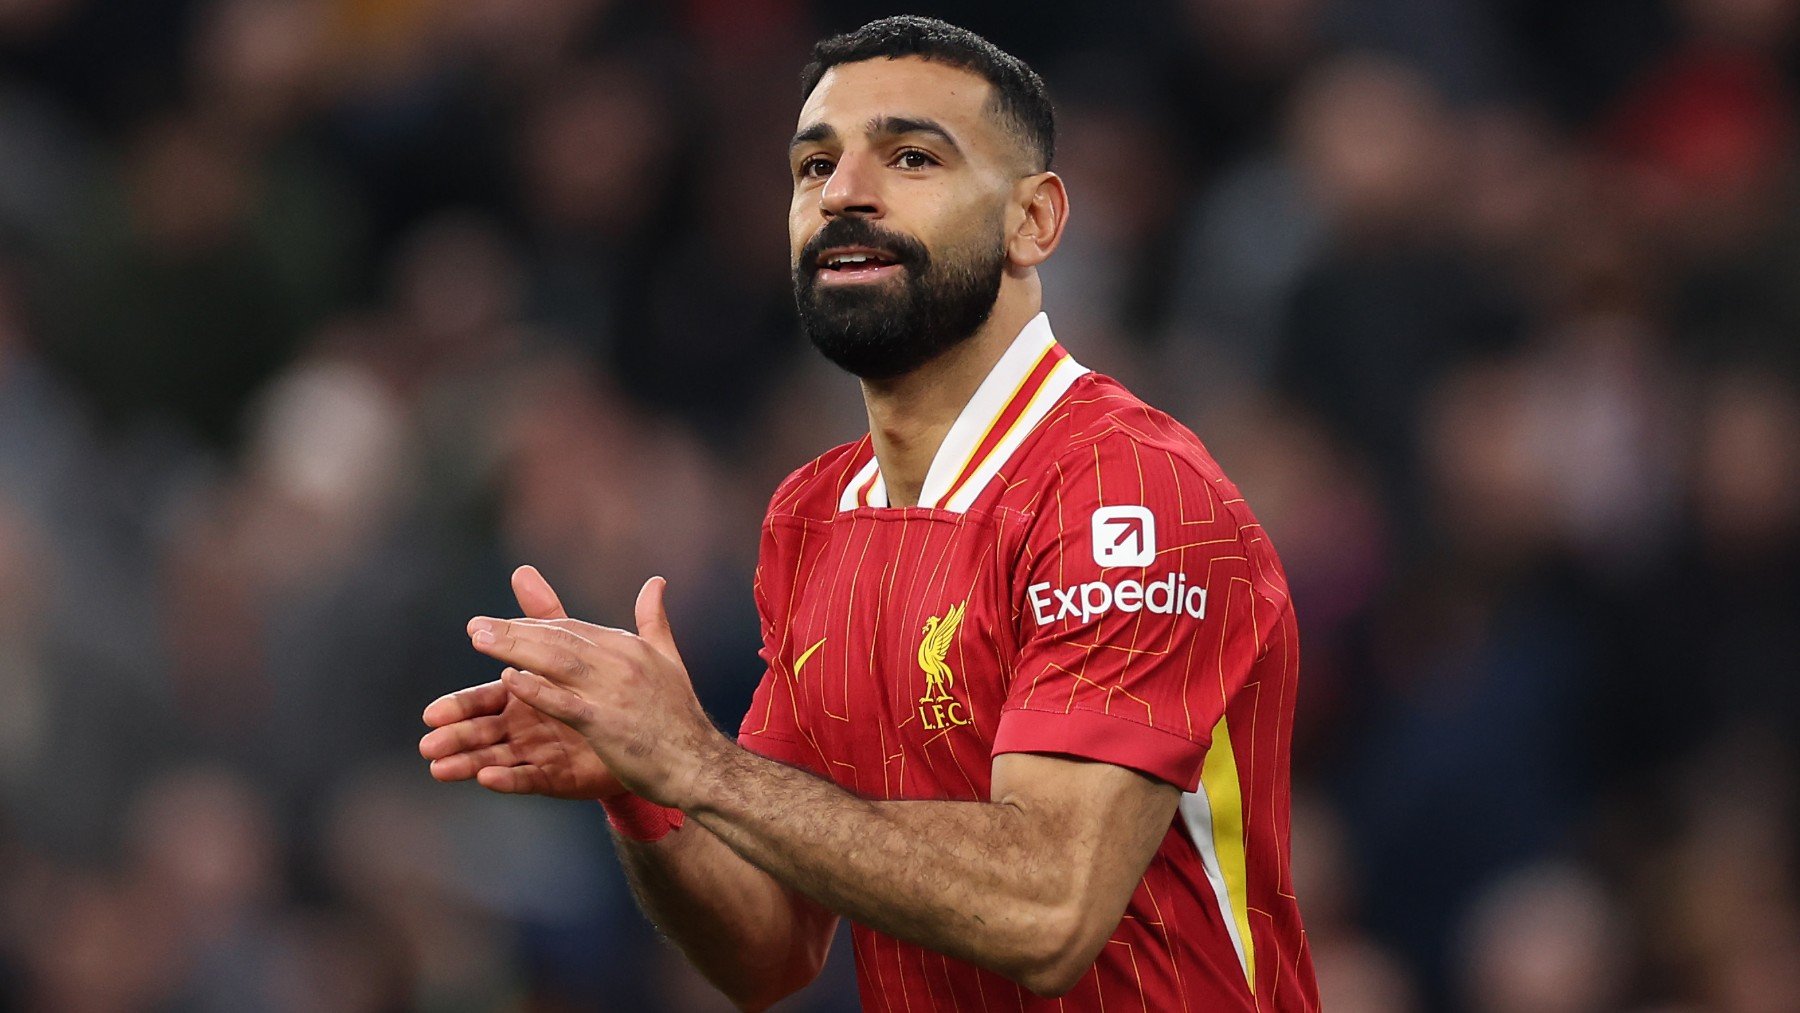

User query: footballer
[421,16,1318,1011]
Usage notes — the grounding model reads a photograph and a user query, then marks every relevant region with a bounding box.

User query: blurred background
[1,0,1797,1009]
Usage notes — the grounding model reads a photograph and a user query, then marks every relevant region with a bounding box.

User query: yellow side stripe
[1200,714,1256,991]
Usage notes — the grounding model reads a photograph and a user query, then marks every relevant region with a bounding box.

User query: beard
[792,215,1006,381]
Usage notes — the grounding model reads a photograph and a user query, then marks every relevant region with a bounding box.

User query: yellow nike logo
[793,636,828,676]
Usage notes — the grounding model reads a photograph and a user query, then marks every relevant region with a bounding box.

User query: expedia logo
[1092,505,1155,567]
[917,601,972,730]
[1027,573,1208,626]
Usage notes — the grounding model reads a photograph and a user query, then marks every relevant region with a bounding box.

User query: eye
[798,155,834,180]
[893,148,938,170]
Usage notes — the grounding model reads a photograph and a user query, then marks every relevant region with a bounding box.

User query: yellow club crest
[917,601,971,730]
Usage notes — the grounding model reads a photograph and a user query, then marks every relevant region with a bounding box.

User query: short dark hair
[800,16,1055,172]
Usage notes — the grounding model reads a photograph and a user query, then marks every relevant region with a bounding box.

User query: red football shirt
[738,314,1318,1011]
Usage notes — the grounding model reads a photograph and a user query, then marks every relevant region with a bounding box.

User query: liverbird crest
[916,601,966,703]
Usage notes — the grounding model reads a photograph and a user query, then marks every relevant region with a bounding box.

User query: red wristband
[601,792,685,842]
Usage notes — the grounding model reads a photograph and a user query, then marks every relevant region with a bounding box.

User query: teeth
[828,253,877,267]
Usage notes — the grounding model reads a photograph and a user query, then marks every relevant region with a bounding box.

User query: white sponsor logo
[1027,572,1208,626]
[1092,505,1155,568]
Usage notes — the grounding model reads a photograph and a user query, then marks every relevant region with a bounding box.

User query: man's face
[789,57,1019,380]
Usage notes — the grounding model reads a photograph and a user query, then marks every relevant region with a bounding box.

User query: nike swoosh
[793,636,828,676]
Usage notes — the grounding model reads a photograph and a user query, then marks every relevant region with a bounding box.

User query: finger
[467,617,604,680]
[475,764,554,794]
[429,742,525,781]
[517,616,632,638]
[634,575,685,664]
[422,679,507,727]
[502,666,595,730]
[512,564,569,620]
[419,711,509,760]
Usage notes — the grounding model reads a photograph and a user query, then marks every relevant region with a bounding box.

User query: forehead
[797,56,997,145]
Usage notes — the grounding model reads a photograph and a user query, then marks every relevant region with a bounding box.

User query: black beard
[792,216,1005,381]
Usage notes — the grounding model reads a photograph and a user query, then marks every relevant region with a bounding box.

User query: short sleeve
[736,517,830,778]
[993,434,1270,792]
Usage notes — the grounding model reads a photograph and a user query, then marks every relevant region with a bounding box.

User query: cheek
[788,202,815,260]
[927,198,1006,259]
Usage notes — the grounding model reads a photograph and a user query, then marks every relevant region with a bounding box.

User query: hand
[420,565,626,799]
[464,573,728,809]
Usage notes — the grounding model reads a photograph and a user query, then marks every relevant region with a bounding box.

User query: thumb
[512,564,569,620]
[635,575,684,663]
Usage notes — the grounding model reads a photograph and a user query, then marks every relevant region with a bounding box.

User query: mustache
[796,218,930,278]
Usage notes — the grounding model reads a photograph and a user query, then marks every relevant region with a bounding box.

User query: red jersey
[738,314,1318,1011]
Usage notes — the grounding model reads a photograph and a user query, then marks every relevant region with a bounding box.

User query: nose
[820,150,883,220]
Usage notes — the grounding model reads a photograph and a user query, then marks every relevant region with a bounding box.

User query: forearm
[614,816,833,1011]
[686,745,1078,985]
[460,610,1154,995]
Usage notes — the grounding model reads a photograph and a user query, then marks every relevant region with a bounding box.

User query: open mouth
[816,246,904,284]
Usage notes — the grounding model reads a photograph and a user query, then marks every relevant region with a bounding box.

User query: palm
[420,674,628,799]
[492,689,623,799]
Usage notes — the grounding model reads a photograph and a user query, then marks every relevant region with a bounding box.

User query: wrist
[670,727,739,814]
[601,792,685,842]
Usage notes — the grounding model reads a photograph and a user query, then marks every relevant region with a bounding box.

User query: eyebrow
[789,122,836,153]
[788,115,966,158]
[868,115,964,156]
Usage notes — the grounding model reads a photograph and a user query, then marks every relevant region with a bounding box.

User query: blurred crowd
[1,0,1798,1009]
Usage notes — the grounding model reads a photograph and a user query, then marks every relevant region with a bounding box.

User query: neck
[860,280,1040,508]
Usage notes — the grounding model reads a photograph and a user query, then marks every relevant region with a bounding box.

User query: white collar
[838,312,1088,513]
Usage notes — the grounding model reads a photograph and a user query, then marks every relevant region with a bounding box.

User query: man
[421,16,1317,1011]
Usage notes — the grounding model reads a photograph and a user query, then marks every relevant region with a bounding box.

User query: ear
[1007,171,1069,269]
